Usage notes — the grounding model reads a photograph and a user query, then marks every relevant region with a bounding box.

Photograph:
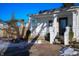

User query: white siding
[31,18,48,36]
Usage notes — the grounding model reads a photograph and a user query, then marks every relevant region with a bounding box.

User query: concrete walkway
[30,44,62,56]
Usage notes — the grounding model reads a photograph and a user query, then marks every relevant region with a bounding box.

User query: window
[48,20,53,26]
[32,20,35,23]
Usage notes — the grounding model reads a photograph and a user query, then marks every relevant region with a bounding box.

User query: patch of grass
[69,30,73,42]
[72,43,79,49]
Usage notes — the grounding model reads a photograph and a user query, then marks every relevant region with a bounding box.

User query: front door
[59,17,68,35]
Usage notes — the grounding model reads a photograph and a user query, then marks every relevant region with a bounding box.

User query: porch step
[55,36,64,44]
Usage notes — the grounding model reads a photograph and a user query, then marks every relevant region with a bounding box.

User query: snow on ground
[0,39,29,56]
[0,40,10,55]
[59,46,79,56]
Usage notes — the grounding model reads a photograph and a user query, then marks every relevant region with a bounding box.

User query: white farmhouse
[29,6,79,44]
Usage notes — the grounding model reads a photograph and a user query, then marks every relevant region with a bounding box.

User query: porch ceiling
[31,12,72,20]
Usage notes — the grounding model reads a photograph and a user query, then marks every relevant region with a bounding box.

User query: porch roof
[29,6,78,19]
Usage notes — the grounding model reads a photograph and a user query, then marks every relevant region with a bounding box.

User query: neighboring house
[0,22,9,38]
[0,22,4,37]
[29,6,79,44]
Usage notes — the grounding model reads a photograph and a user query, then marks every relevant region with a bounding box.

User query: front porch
[48,11,79,45]
[30,7,79,45]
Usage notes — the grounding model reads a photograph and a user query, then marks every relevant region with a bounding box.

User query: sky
[0,3,63,22]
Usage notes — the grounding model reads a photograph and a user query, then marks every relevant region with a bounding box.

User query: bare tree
[23,19,31,39]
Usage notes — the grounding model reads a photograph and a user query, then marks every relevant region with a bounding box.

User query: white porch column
[76,10,79,42]
[53,14,59,33]
[49,14,58,44]
[72,12,77,39]
[64,26,70,45]
[49,27,54,44]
